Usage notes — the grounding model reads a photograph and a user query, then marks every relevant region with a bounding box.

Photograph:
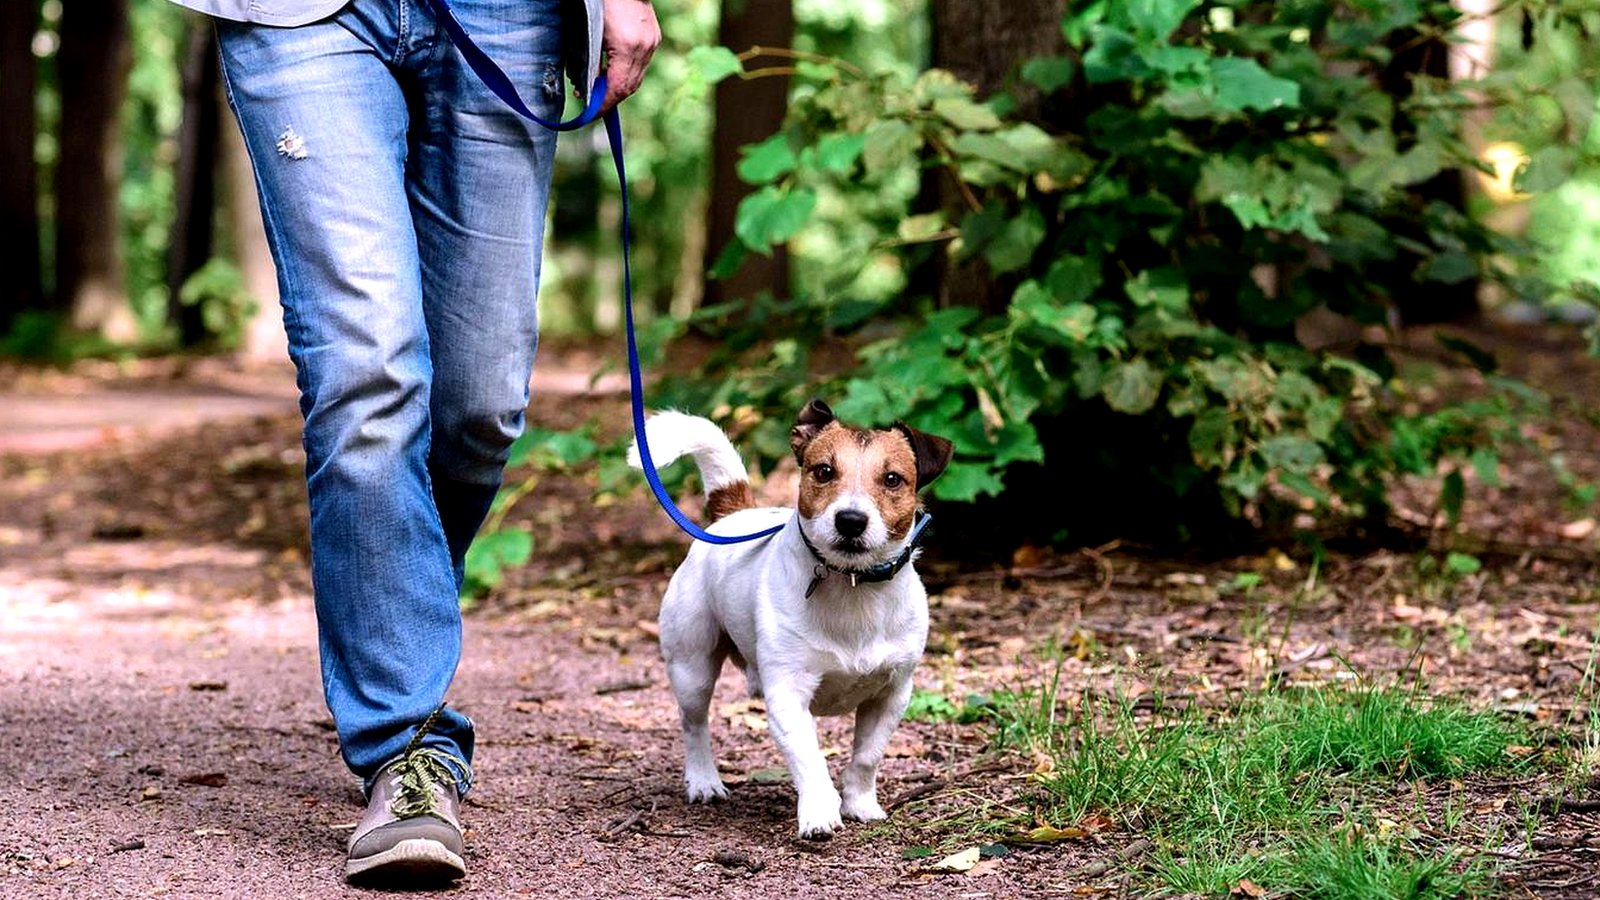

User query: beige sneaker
[344,746,469,886]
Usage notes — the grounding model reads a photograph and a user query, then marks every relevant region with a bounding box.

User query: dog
[628,399,953,839]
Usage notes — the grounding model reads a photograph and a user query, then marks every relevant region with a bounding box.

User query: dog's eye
[883,472,905,489]
[811,463,836,483]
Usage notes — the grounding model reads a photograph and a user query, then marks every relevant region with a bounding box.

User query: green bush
[649,1,1590,547]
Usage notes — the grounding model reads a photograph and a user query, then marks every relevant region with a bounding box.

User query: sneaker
[344,743,469,885]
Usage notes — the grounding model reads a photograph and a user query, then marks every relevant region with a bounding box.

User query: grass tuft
[969,675,1527,898]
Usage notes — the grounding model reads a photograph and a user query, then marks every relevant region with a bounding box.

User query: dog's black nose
[835,509,869,539]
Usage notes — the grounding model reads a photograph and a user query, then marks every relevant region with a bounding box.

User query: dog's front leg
[841,674,912,822]
[764,680,841,840]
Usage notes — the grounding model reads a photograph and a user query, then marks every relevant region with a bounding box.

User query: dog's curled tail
[627,411,755,522]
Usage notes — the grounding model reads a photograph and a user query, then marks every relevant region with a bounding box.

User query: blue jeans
[216,0,563,792]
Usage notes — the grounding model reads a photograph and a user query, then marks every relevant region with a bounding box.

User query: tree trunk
[703,0,794,306]
[167,15,221,347]
[1381,18,1480,325]
[925,0,1066,314]
[0,0,42,331]
[56,0,136,341]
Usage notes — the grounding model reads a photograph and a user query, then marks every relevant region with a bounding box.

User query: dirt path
[4,348,1599,898]
[3,572,1064,899]
[0,359,1071,899]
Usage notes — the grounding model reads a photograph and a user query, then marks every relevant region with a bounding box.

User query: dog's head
[789,399,954,570]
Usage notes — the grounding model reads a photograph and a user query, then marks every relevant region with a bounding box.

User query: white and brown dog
[628,400,953,839]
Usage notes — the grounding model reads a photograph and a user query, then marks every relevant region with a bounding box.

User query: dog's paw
[841,793,887,823]
[795,793,843,840]
[685,776,729,804]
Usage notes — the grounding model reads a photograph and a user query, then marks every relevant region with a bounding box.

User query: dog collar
[801,512,932,599]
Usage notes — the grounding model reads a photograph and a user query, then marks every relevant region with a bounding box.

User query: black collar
[801,512,932,599]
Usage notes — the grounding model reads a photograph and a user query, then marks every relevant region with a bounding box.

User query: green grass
[957,675,1527,898]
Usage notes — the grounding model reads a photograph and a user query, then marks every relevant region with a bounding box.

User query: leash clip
[806,564,828,599]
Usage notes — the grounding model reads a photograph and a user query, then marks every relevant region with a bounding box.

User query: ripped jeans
[216,0,564,792]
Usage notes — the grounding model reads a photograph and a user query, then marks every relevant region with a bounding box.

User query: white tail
[627,412,754,520]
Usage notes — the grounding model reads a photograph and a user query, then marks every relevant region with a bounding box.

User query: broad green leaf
[983,207,1046,273]
[814,132,867,174]
[1102,358,1163,414]
[1013,280,1098,344]
[734,187,817,252]
[1116,0,1201,41]
[1259,434,1324,474]
[1514,145,1576,194]
[1124,268,1188,311]
[930,461,1004,502]
[1210,57,1300,112]
[686,46,743,85]
[862,119,921,178]
[896,212,947,242]
[932,97,1003,131]
[1020,56,1076,93]
[1188,407,1235,468]
[736,134,795,185]
[1046,254,1102,304]
[1082,26,1145,84]
[463,527,533,592]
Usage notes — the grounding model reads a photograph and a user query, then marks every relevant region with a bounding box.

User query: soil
[2,330,1598,898]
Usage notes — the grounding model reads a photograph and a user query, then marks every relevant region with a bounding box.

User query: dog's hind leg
[664,631,731,803]
[841,674,914,822]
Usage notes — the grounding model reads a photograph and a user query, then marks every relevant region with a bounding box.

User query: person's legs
[216,0,475,791]
[406,0,565,585]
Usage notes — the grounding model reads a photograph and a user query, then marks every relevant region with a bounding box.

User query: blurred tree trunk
[924,0,1066,314]
[703,0,793,306]
[1381,17,1480,325]
[57,0,136,340]
[167,14,220,347]
[0,0,42,332]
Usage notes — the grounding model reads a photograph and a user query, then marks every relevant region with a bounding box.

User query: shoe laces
[386,704,472,820]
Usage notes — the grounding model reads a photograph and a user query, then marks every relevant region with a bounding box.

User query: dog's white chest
[809,668,897,717]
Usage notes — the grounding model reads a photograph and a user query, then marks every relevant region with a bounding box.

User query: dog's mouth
[831,537,870,556]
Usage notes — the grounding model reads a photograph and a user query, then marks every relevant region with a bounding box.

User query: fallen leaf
[926,846,981,873]
[139,785,162,801]
[1012,544,1049,568]
[635,619,661,640]
[1561,518,1596,540]
[1015,824,1088,843]
[1232,878,1266,897]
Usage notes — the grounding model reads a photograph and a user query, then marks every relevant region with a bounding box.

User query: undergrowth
[927,675,1530,898]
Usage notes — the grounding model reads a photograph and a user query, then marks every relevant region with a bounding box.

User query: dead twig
[594,679,653,696]
[1081,542,1120,605]
[1066,837,1154,880]
[598,798,658,841]
[887,760,1014,810]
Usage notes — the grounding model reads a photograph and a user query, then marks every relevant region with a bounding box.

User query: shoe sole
[345,838,466,886]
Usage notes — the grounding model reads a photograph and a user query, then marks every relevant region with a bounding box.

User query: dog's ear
[791,399,835,463]
[895,423,955,490]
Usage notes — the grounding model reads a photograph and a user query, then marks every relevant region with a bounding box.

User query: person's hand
[600,0,660,112]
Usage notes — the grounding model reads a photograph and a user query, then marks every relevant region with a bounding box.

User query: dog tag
[849,572,858,588]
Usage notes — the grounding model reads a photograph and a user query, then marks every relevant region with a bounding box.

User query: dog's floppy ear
[895,423,955,490]
[790,399,835,463]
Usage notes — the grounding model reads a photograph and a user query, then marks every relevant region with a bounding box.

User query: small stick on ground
[1067,837,1154,880]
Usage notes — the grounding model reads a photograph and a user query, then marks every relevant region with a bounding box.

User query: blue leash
[426,0,782,545]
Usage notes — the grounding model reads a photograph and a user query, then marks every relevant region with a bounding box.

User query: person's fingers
[599,0,661,113]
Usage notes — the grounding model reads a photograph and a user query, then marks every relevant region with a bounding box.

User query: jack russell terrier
[629,400,953,839]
